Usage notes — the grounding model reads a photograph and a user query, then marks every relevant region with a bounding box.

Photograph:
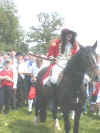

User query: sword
[31,54,64,69]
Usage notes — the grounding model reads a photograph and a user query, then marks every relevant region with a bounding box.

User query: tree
[0,0,26,52]
[27,12,64,54]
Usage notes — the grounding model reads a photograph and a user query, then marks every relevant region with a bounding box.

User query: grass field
[0,107,100,133]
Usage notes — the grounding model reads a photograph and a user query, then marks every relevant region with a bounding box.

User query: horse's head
[79,41,98,80]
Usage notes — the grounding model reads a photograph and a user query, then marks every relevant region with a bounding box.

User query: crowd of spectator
[81,55,100,117]
[0,50,50,114]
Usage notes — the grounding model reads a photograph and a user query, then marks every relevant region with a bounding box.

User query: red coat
[0,69,13,87]
[47,38,61,58]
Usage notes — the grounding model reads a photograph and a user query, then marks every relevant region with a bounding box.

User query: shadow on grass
[80,126,100,133]
[8,120,54,133]
[87,112,100,120]
[88,128,100,133]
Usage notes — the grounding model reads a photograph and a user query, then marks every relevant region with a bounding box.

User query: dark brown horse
[35,41,98,133]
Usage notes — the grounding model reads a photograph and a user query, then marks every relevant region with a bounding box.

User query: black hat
[61,28,77,37]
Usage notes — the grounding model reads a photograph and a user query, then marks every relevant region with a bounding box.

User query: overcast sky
[15,0,100,46]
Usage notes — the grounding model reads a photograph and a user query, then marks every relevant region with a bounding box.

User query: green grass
[0,107,100,133]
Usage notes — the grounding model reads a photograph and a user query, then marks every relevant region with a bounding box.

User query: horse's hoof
[55,119,61,131]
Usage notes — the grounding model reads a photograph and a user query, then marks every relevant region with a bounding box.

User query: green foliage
[29,43,48,54]
[0,0,27,52]
[0,42,16,51]
[17,42,28,54]
[28,12,64,54]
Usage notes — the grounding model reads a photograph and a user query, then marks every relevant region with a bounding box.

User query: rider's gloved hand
[49,56,56,63]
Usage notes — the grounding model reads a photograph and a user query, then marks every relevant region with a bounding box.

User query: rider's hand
[31,76,37,82]
[49,56,56,63]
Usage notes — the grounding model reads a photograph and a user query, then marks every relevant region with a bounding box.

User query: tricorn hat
[61,28,77,37]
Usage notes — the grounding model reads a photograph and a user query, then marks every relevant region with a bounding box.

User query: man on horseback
[61,28,79,57]
[42,28,79,87]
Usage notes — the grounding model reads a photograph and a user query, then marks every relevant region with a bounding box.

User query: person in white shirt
[16,53,27,108]
[24,52,35,97]
[32,58,43,78]
[10,55,18,110]
[10,51,18,90]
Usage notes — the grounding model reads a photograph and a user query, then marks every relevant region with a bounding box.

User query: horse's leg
[54,108,61,131]
[51,101,61,130]
[63,111,71,133]
[51,85,61,130]
[34,81,41,124]
[39,99,47,122]
[73,106,82,133]
[34,97,39,124]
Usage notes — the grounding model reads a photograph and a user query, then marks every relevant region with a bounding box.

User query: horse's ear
[92,41,97,51]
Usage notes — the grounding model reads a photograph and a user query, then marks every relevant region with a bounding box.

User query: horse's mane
[59,47,85,98]
[64,48,83,73]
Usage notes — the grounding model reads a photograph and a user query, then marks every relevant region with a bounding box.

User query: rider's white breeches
[50,59,68,84]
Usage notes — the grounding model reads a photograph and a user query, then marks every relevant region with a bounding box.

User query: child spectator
[0,59,13,114]
[16,53,27,108]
